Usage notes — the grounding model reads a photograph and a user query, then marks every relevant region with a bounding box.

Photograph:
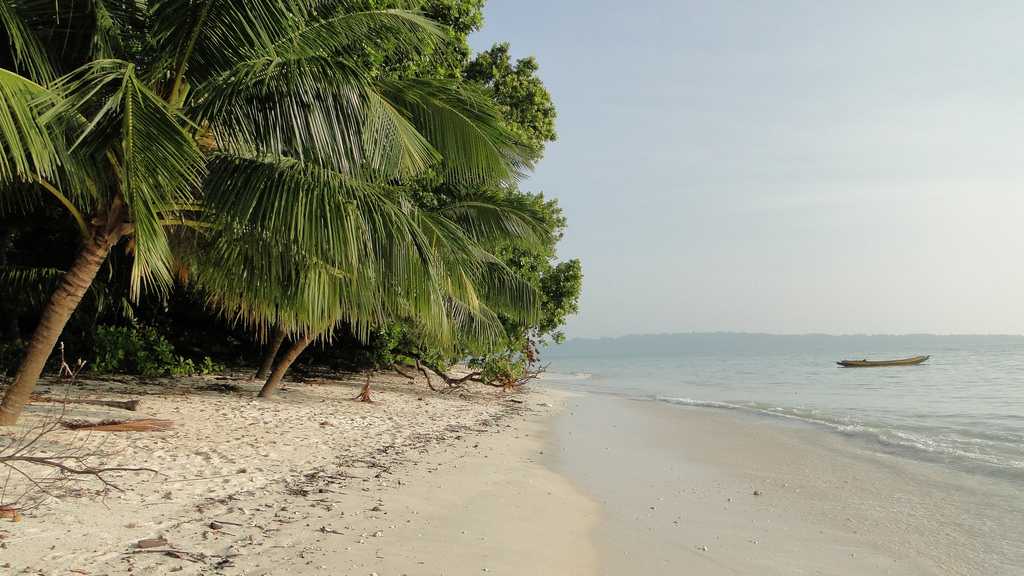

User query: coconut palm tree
[190,188,547,398]
[0,0,531,425]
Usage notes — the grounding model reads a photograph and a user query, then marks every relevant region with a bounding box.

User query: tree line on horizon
[0,0,582,425]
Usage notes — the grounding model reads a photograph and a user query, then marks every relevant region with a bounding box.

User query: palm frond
[433,195,548,249]
[0,0,54,81]
[376,78,533,185]
[49,59,205,297]
[269,8,444,59]
[0,68,61,186]
[191,55,376,173]
[149,0,303,90]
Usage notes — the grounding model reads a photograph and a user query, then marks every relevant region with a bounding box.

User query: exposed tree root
[354,376,374,403]
[392,365,417,380]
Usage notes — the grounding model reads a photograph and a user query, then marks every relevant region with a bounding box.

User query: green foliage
[0,0,576,393]
[91,324,220,377]
[466,43,557,160]
[538,258,583,343]
[469,349,523,386]
[0,339,25,376]
[344,4,581,373]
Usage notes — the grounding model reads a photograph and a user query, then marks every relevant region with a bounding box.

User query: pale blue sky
[471,1,1024,338]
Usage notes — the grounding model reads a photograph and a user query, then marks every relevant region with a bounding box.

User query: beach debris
[0,507,22,522]
[753,490,763,496]
[30,396,141,411]
[199,382,240,394]
[134,537,169,549]
[62,418,174,432]
[698,545,709,552]
[354,376,374,403]
[209,521,224,530]
[373,530,383,537]
[128,547,207,563]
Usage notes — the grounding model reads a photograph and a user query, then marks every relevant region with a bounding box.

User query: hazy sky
[470,1,1024,338]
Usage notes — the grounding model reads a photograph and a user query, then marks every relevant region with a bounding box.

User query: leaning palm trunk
[0,231,122,425]
[258,334,314,398]
[254,326,287,381]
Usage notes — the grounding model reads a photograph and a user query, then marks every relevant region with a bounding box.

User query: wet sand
[548,393,1023,575]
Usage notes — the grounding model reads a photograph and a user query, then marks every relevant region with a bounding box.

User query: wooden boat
[837,355,930,368]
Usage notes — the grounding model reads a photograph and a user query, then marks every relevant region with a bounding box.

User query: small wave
[655,396,1024,473]
[657,397,745,410]
[539,371,593,382]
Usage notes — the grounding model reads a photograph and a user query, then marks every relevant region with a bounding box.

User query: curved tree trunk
[254,326,287,380]
[258,334,313,399]
[0,234,119,425]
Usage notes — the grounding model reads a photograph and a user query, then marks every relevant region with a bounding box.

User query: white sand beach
[0,374,596,575]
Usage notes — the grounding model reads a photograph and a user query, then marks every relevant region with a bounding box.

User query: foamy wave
[656,396,1024,471]
[657,397,745,410]
[539,371,593,382]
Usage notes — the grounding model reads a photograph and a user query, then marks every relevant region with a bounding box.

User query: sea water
[542,334,1024,483]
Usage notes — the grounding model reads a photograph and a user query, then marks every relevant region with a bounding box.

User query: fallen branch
[31,397,141,411]
[61,418,174,432]
[480,363,549,391]
[0,455,156,492]
[415,360,442,392]
[127,548,206,563]
[1,343,162,511]
[414,360,480,392]
[392,365,417,380]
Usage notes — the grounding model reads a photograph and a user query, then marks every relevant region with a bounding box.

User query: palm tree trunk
[0,234,117,425]
[254,326,287,380]
[258,334,313,398]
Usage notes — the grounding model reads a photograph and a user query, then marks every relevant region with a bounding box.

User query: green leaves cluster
[92,324,221,377]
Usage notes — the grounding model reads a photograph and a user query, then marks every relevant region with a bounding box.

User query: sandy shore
[8,374,1019,575]
[551,392,1023,576]
[0,373,597,575]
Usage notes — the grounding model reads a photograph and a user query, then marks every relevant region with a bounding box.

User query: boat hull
[837,355,930,368]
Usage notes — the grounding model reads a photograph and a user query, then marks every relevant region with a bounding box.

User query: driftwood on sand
[61,418,175,432]
[31,396,141,411]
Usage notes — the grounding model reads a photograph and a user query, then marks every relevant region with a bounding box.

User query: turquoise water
[543,337,1024,481]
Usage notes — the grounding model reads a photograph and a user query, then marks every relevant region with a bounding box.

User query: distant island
[544,332,1024,357]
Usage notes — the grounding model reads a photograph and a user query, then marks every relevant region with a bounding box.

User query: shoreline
[8,375,1022,574]
[548,391,1024,575]
[1,374,598,575]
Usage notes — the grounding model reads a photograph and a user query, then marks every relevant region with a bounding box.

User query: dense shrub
[0,339,26,377]
[92,325,221,377]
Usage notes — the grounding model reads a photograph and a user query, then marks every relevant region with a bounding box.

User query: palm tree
[0,1,530,425]
[192,190,547,398]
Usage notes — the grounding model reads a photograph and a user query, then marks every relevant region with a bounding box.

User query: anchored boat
[837,355,930,368]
